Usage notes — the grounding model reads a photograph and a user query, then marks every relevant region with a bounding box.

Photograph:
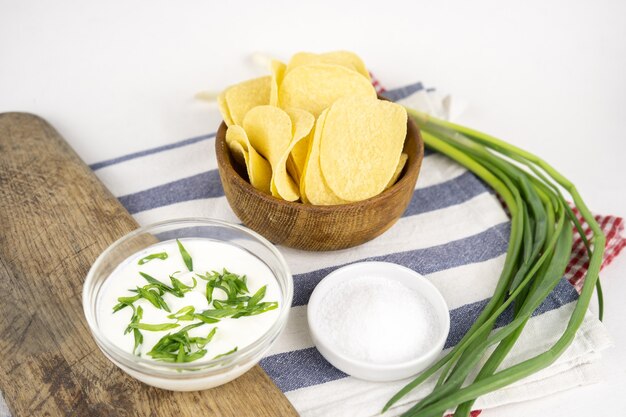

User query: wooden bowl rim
[215,116,424,213]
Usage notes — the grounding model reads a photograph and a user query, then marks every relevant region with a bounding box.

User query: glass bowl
[82,218,293,391]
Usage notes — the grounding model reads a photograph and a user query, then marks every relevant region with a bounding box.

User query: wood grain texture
[216,117,424,251]
[0,113,297,417]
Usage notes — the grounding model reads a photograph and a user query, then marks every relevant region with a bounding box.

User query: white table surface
[1,0,625,415]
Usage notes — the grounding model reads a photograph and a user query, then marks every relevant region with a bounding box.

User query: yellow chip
[243,105,292,165]
[217,94,233,126]
[228,139,248,169]
[286,51,370,79]
[242,106,306,200]
[269,60,286,107]
[301,109,349,205]
[286,154,301,185]
[285,107,315,184]
[278,64,376,118]
[385,153,408,189]
[270,108,315,201]
[288,108,312,182]
[319,96,407,201]
[218,76,271,126]
[289,137,308,184]
[226,125,272,194]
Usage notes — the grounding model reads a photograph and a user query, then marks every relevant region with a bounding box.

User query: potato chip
[385,153,408,189]
[286,51,370,79]
[269,60,286,107]
[271,108,315,201]
[320,96,407,201]
[301,109,349,205]
[289,136,308,183]
[242,106,310,200]
[217,93,233,126]
[283,107,315,184]
[219,76,271,126]
[243,106,292,164]
[228,139,248,169]
[226,125,272,194]
[278,64,376,117]
[286,155,300,185]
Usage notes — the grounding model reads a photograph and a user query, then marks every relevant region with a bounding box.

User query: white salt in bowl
[307,261,450,382]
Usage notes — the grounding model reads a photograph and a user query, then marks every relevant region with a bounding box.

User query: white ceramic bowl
[83,218,293,391]
[307,261,450,382]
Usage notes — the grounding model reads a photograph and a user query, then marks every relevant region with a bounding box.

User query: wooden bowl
[215,117,424,251]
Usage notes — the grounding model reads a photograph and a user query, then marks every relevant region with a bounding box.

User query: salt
[313,275,439,365]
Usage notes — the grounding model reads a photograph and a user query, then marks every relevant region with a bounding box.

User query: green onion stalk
[383,108,606,417]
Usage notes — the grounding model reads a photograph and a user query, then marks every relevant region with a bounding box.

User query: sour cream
[97,238,281,362]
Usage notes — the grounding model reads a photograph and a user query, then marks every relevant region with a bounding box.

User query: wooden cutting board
[0,113,298,417]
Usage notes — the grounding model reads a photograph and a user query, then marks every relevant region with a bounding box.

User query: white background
[1,0,625,415]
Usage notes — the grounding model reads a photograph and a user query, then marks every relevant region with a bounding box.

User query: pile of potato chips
[218,51,408,205]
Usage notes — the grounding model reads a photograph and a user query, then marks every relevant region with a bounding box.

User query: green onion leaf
[132,328,143,355]
[194,313,221,324]
[137,251,168,265]
[167,305,196,320]
[139,272,175,293]
[183,349,208,362]
[191,327,218,348]
[213,346,238,360]
[135,286,171,312]
[205,281,215,304]
[248,285,267,308]
[200,306,240,318]
[147,320,214,363]
[176,239,193,271]
[112,294,142,312]
[169,274,197,296]
[232,302,278,318]
[178,321,206,333]
[132,322,180,331]
[177,342,185,363]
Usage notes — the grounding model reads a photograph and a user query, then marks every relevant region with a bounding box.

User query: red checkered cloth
[370,72,387,95]
[566,208,626,292]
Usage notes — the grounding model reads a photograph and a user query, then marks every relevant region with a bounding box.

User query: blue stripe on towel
[118,170,223,213]
[292,221,510,307]
[117,166,487,215]
[381,82,424,102]
[261,278,579,392]
[89,133,216,170]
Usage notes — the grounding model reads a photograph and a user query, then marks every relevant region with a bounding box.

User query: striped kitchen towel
[87,81,621,416]
[2,81,620,417]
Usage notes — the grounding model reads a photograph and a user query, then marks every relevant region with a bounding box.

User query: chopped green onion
[132,322,180,331]
[176,239,193,271]
[147,321,216,363]
[135,285,170,312]
[193,313,221,324]
[247,285,266,308]
[191,327,218,348]
[137,251,168,265]
[139,271,176,293]
[167,306,196,320]
[112,294,141,312]
[213,346,238,360]
[169,274,197,295]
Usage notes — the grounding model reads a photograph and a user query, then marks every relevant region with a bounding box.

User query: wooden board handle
[0,113,297,417]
